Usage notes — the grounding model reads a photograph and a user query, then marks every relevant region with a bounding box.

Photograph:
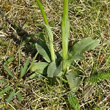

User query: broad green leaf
[66,71,82,92]
[47,61,57,77]
[54,62,62,76]
[17,91,22,101]
[69,37,100,60]
[0,86,11,96]
[20,58,30,78]
[68,93,80,110]
[30,62,48,73]
[47,62,63,77]
[35,40,51,62]
[3,65,13,77]
[7,90,15,102]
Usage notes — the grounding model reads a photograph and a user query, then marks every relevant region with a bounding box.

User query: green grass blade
[68,93,80,110]
[27,52,38,72]
[3,65,13,77]
[7,90,15,102]
[0,86,11,96]
[17,91,22,101]
[20,58,30,78]
[4,55,14,65]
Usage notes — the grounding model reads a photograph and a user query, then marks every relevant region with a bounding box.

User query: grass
[0,0,110,109]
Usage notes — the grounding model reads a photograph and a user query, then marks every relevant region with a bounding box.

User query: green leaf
[0,86,11,96]
[45,24,53,42]
[45,25,56,61]
[86,72,110,83]
[30,62,48,73]
[47,62,63,78]
[69,37,100,60]
[0,42,8,46]
[54,62,62,77]
[66,71,82,92]
[27,52,38,72]
[7,90,15,102]
[17,91,22,101]
[3,65,13,77]
[0,80,4,83]
[47,61,57,77]
[35,40,51,62]
[4,55,14,65]
[68,93,80,110]
[20,58,30,78]
[28,72,40,79]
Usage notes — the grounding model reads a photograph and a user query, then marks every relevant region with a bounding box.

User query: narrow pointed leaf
[3,65,13,77]
[27,52,38,72]
[0,86,11,96]
[68,93,80,110]
[20,58,30,78]
[17,91,22,101]
[7,90,15,102]
[4,55,14,65]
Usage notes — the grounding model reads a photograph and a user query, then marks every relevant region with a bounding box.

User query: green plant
[0,55,33,102]
[33,0,99,87]
[25,0,101,109]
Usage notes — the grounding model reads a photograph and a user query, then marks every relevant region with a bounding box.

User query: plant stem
[36,0,48,25]
[50,41,55,61]
[36,0,55,61]
[62,0,70,71]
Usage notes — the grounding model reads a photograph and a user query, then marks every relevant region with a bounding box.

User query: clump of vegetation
[1,57,30,102]
[0,0,110,109]
[29,0,103,109]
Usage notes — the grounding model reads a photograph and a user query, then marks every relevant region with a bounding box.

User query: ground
[0,0,110,110]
